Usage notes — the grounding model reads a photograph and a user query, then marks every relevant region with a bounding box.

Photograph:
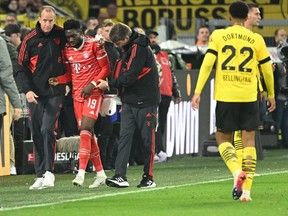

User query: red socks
[78,130,92,170]
[90,135,103,172]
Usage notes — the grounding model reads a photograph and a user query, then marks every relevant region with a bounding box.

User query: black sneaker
[106,175,129,188]
[137,175,156,188]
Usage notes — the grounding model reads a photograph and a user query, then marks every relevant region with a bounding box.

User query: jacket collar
[36,22,57,38]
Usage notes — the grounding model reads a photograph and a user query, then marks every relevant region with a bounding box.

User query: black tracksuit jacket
[109,30,160,108]
[17,22,66,99]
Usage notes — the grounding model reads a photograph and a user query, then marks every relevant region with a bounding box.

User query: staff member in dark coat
[17,6,66,190]
[97,23,160,188]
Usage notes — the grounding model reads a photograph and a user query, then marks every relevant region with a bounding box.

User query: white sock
[97,170,106,178]
[78,169,85,178]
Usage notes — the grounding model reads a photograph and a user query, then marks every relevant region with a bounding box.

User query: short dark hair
[64,19,81,31]
[197,26,209,34]
[229,1,249,20]
[85,16,97,25]
[274,28,286,37]
[6,12,18,20]
[85,29,96,37]
[247,3,258,10]
[109,22,132,43]
[94,24,102,33]
[102,19,114,28]
[274,29,279,36]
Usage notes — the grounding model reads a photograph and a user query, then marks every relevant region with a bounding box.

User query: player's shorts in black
[216,101,259,133]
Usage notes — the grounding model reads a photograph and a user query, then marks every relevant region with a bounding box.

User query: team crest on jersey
[83,51,89,59]
[161,57,169,65]
[54,38,60,45]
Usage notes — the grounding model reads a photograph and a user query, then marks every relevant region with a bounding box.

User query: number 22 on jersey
[221,45,254,73]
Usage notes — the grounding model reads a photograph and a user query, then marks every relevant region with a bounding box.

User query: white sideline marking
[1,170,287,211]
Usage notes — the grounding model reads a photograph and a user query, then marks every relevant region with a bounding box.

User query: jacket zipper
[48,40,55,96]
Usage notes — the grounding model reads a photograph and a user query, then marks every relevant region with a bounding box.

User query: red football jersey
[59,36,110,102]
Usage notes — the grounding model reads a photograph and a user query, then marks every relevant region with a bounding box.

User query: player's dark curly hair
[229,1,249,20]
[64,19,81,31]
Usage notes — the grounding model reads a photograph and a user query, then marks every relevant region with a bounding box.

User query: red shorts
[74,95,103,128]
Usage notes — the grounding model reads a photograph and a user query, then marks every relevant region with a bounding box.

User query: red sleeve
[57,52,72,84]
[57,69,71,84]
[92,43,110,83]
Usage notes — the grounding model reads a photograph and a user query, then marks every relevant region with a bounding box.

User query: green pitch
[1,149,288,216]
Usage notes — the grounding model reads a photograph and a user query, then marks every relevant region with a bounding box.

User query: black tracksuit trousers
[27,96,62,177]
[115,103,157,179]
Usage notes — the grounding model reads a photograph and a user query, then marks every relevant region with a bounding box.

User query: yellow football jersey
[195,25,273,102]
